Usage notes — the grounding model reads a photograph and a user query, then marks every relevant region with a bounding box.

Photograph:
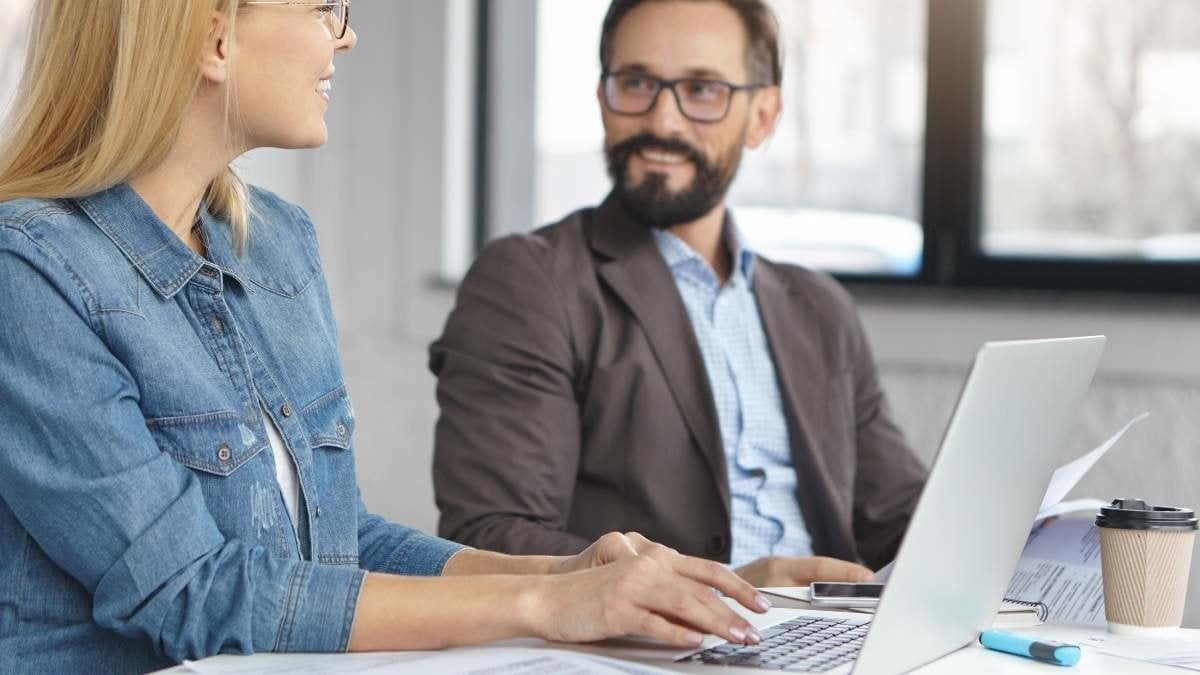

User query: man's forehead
[607,1,750,81]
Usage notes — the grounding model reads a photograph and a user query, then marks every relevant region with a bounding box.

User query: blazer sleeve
[429,235,593,555]
[844,301,928,570]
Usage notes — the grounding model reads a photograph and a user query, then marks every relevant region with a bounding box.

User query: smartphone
[809,582,885,608]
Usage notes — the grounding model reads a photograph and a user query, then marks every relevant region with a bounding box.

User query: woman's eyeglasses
[242,0,351,40]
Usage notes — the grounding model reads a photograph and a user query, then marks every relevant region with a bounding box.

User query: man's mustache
[609,133,709,169]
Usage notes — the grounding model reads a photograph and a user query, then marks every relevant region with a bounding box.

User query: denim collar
[195,199,253,291]
[76,183,249,298]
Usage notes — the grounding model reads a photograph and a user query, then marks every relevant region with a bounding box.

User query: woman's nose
[336,26,357,52]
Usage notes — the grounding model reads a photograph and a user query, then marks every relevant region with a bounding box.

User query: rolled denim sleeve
[357,495,466,576]
[0,227,364,660]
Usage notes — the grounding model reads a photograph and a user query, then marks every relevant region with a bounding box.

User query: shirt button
[315,505,323,518]
[211,316,224,334]
[707,534,729,556]
[198,266,217,278]
[280,403,293,418]
[336,420,347,437]
[217,444,232,463]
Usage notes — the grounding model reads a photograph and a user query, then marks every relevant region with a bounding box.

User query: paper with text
[1005,516,1106,625]
[180,647,674,675]
[1081,633,1200,671]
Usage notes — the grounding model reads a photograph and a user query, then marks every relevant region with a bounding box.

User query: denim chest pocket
[300,386,356,450]
[145,412,294,558]
[146,412,268,476]
[299,386,360,565]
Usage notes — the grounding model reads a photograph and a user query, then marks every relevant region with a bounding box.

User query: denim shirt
[0,184,464,673]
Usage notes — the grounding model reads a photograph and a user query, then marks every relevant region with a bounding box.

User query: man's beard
[605,132,743,230]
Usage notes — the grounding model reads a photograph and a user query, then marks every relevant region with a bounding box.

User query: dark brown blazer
[429,195,927,569]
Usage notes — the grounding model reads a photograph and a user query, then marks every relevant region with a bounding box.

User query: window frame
[476,0,1200,295]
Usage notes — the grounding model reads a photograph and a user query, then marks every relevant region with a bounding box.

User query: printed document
[179,647,674,675]
[1004,516,1105,625]
[878,413,1147,624]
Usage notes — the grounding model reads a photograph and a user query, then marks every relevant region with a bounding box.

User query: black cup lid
[1095,498,1198,531]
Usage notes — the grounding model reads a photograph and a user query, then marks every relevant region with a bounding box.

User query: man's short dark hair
[599,0,783,87]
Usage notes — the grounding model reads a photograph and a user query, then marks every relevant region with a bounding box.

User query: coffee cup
[1096,497,1197,635]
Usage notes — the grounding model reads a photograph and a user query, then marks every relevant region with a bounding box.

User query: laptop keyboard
[678,616,869,672]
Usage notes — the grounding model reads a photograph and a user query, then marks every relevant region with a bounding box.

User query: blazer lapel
[754,265,849,559]
[587,196,730,514]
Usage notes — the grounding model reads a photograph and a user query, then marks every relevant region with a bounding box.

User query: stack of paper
[179,647,674,675]
[1080,632,1200,671]
[1001,412,1148,625]
[873,413,1147,625]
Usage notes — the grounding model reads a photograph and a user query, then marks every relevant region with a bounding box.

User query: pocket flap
[146,412,268,476]
[301,386,356,450]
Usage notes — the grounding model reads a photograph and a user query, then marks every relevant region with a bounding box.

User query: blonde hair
[0,0,251,248]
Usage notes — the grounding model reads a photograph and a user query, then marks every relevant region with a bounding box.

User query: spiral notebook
[760,588,1049,628]
[991,598,1050,627]
[845,597,1047,627]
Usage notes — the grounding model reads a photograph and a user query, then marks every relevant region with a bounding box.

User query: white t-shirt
[262,406,300,531]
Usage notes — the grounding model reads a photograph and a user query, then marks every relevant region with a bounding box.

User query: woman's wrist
[441,548,567,577]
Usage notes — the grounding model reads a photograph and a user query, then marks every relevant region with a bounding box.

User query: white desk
[557,594,1193,674]
[159,595,1196,673]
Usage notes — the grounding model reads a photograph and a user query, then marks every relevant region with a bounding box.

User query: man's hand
[734,555,874,588]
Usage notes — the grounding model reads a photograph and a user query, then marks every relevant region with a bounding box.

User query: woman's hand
[525,541,772,648]
[552,531,659,574]
[734,555,874,588]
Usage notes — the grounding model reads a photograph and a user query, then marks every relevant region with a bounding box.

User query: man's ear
[744,86,782,150]
[199,13,232,85]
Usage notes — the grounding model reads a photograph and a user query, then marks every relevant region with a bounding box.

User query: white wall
[245,1,1200,625]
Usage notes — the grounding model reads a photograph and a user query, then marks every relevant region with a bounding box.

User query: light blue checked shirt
[652,227,814,568]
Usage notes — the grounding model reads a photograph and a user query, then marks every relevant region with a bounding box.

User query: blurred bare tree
[1039,0,1200,241]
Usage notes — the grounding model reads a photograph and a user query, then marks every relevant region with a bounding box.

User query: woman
[0,2,778,672]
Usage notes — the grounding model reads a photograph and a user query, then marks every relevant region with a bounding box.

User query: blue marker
[979,629,1081,667]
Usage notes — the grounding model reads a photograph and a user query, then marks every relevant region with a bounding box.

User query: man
[429,0,927,587]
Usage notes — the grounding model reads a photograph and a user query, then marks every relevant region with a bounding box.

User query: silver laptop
[676,336,1106,673]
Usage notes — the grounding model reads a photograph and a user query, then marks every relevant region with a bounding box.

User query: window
[983,0,1200,263]
[486,0,1200,293]
[0,0,32,121]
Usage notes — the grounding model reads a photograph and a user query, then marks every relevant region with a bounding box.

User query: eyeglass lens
[328,1,349,39]
[604,73,733,122]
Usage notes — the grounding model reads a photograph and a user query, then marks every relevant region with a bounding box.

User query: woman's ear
[199,13,232,85]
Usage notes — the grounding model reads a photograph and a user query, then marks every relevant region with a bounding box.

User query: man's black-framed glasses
[601,70,768,123]
[242,0,351,40]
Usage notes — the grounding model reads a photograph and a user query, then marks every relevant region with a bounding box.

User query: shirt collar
[195,201,252,290]
[652,220,757,288]
[76,183,248,298]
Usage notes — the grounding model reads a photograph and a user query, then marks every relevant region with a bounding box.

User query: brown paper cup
[1099,526,1195,634]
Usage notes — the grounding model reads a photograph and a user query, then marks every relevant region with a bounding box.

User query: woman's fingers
[621,531,662,554]
[593,531,640,565]
[614,535,768,616]
[552,544,779,647]
[598,554,758,645]
[634,612,705,648]
[688,582,763,644]
[666,553,771,614]
[634,571,760,645]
